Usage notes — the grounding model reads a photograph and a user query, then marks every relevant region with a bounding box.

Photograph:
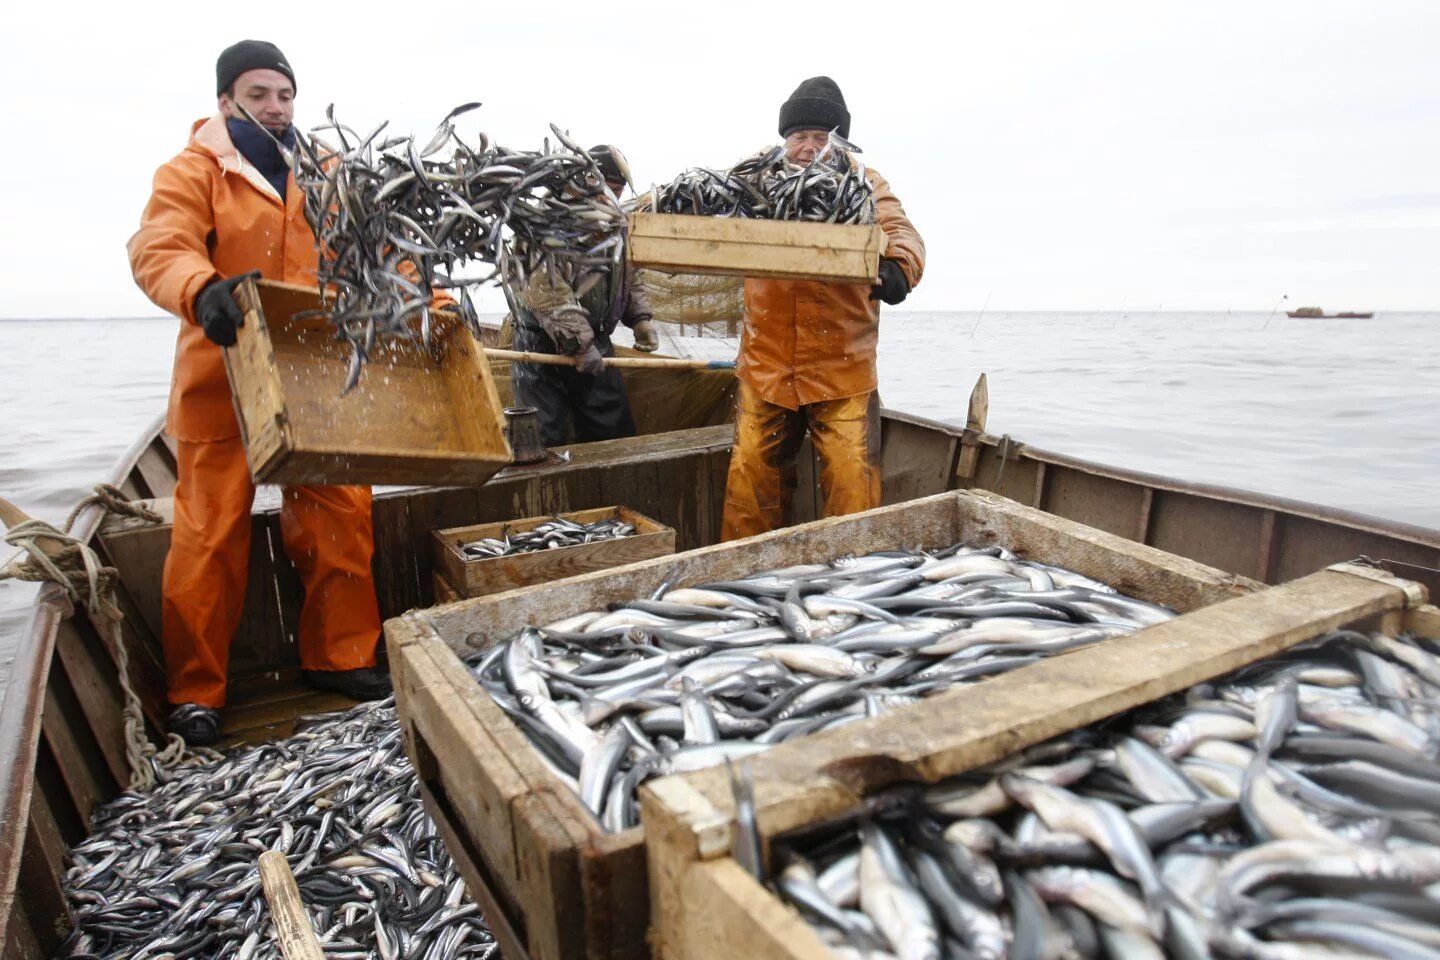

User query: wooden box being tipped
[223,279,511,487]
[627,213,884,284]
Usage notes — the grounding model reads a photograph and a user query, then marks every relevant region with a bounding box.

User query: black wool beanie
[588,144,631,187]
[778,76,850,139]
[216,40,296,96]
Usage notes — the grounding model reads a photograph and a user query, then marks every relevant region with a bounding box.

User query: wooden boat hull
[3,399,1437,955]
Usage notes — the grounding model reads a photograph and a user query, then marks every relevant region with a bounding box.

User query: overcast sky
[2,0,1436,317]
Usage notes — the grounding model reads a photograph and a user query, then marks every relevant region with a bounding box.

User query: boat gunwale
[0,411,164,949]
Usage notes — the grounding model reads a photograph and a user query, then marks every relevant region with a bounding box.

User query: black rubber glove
[575,344,606,376]
[869,259,910,305]
[194,271,260,346]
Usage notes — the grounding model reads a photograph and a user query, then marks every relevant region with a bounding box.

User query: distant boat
[1286,306,1376,319]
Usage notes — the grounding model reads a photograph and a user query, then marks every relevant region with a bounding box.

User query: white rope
[1,487,219,790]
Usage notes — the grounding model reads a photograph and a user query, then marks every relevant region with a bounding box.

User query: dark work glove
[869,259,910,306]
[575,345,606,376]
[194,271,261,346]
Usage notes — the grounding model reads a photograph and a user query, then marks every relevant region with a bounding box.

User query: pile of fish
[460,515,636,559]
[652,136,876,224]
[60,700,495,960]
[264,103,626,390]
[758,627,1440,960]
[472,543,1173,832]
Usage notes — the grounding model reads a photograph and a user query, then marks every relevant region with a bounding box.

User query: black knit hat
[588,144,632,188]
[216,40,296,96]
[778,76,850,139]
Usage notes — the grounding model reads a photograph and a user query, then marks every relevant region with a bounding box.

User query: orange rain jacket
[736,165,925,410]
[128,114,320,442]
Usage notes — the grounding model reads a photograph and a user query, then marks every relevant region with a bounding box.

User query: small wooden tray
[627,213,884,284]
[223,278,512,486]
[431,506,675,599]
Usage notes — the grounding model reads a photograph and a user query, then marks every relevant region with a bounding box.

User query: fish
[460,516,635,558]
[651,142,876,225]
[58,699,496,959]
[271,104,630,392]
[767,627,1440,960]
[473,542,1173,833]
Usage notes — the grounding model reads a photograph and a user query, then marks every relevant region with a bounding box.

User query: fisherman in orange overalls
[721,77,926,541]
[128,40,390,746]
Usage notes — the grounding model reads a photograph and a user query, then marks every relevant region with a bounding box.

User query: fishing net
[636,269,745,339]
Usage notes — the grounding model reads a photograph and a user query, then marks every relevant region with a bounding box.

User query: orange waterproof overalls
[721,165,925,541]
[128,115,382,708]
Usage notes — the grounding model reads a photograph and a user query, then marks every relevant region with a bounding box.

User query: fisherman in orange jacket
[128,40,390,746]
[721,77,926,541]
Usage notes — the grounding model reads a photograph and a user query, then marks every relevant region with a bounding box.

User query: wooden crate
[431,506,675,599]
[224,278,512,486]
[386,488,1266,960]
[641,573,1432,960]
[627,213,885,284]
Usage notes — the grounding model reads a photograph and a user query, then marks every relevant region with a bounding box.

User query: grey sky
[1,0,1436,318]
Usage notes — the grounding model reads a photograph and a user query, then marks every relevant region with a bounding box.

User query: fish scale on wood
[756,627,1440,960]
[58,700,496,960]
[472,543,1173,833]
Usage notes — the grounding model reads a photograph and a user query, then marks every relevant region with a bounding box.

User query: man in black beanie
[505,144,658,447]
[127,40,394,747]
[722,76,926,541]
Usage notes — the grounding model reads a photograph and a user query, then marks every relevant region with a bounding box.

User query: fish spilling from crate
[460,515,636,559]
[469,544,1175,833]
[263,102,627,390]
[759,627,1440,960]
[652,139,876,224]
[59,700,496,960]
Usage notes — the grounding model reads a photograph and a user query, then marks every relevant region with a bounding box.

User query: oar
[485,348,734,371]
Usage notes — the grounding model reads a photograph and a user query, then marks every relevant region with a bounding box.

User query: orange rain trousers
[162,437,382,707]
[721,381,882,541]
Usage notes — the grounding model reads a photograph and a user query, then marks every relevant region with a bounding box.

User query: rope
[1,485,219,790]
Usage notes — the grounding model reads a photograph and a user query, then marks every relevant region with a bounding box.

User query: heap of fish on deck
[460,514,636,559]
[750,627,1440,960]
[472,544,1173,833]
[651,135,876,224]
[60,701,494,960]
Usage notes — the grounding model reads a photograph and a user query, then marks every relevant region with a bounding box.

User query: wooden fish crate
[626,213,885,284]
[224,278,512,486]
[641,574,1433,960]
[386,488,1270,960]
[431,506,676,599]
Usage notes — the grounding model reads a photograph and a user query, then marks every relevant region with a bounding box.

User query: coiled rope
[1,485,219,790]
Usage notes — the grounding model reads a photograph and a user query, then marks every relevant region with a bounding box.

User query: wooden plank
[258,850,325,960]
[628,213,883,284]
[879,413,958,506]
[3,896,46,960]
[225,279,511,487]
[370,496,417,621]
[132,443,179,500]
[40,667,116,824]
[640,565,1420,958]
[433,570,462,605]
[20,747,74,955]
[433,507,674,599]
[676,859,832,960]
[52,617,133,789]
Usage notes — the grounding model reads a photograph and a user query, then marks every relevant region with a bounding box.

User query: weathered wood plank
[676,859,832,960]
[52,617,132,789]
[258,850,325,960]
[40,667,116,824]
[628,213,883,284]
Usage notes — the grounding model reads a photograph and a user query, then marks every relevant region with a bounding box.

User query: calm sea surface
[2,312,1437,696]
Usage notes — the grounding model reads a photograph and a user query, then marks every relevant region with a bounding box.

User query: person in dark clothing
[508,145,658,446]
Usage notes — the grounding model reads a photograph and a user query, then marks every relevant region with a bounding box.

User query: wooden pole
[484,348,735,371]
[258,850,325,960]
[955,373,989,486]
